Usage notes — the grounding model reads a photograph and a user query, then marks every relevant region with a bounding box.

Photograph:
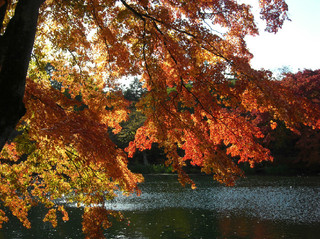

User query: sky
[245,0,320,73]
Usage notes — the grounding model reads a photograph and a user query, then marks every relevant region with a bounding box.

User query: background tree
[1,0,320,238]
[248,69,320,174]
[112,78,150,165]
[123,77,147,102]
[280,69,320,167]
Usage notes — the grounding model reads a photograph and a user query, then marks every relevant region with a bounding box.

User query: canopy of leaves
[1,0,319,238]
[247,69,320,170]
[280,69,320,165]
[281,69,320,105]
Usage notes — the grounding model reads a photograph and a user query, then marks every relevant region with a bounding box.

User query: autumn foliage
[280,70,320,164]
[0,0,319,238]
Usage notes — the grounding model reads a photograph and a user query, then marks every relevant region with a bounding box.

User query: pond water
[1,175,320,238]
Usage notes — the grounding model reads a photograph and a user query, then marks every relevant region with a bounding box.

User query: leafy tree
[118,78,163,166]
[250,69,320,172]
[281,69,320,105]
[0,0,319,238]
[117,77,147,150]
[123,77,147,102]
[280,69,320,166]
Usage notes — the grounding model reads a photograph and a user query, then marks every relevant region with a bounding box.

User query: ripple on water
[104,176,320,224]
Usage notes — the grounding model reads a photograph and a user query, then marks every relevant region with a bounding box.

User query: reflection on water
[1,175,320,238]
[108,175,320,224]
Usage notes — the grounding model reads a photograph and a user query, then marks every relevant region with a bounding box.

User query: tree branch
[0,0,8,32]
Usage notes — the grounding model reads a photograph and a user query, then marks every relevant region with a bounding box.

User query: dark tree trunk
[142,151,149,165]
[0,0,45,152]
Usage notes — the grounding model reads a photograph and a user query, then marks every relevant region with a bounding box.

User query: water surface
[1,175,320,238]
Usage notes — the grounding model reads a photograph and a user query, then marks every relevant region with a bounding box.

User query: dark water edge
[1,207,320,239]
[0,175,320,239]
[105,208,320,239]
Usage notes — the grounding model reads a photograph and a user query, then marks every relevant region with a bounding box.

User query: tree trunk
[0,0,44,152]
[142,151,149,165]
